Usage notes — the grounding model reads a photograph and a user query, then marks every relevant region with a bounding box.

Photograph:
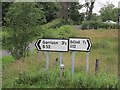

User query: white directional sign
[35,39,68,52]
[69,38,92,52]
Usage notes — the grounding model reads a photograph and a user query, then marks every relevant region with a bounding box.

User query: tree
[90,13,101,21]
[58,2,70,23]
[85,0,96,20]
[2,2,12,26]
[69,2,83,24]
[3,3,45,60]
[111,8,120,22]
[99,2,116,21]
[58,2,83,24]
[37,2,60,23]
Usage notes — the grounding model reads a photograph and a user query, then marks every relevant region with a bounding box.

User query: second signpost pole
[72,51,75,76]
[86,52,89,73]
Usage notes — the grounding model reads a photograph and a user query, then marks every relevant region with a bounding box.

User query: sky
[79,0,119,14]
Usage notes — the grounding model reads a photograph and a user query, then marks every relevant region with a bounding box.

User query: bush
[72,72,118,88]
[57,25,76,38]
[3,3,45,60]
[41,28,59,38]
[40,25,76,39]
[81,20,101,30]
[101,23,119,29]
[41,19,63,29]
[12,68,118,88]
[2,27,11,50]
[92,40,112,49]
[40,19,76,39]
[81,20,118,30]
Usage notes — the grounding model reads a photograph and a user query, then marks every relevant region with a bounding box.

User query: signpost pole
[46,51,49,70]
[72,51,75,76]
[60,52,63,65]
[86,52,89,73]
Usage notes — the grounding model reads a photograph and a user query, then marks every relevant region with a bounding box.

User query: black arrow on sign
[35,40,41,50]
[87,39,90,51]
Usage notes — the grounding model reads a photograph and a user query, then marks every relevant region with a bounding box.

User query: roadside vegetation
[2,29,118,88]
[1,2,119,89]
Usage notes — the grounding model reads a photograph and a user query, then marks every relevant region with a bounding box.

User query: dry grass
[2,29,118,85]
[76,29,118,38]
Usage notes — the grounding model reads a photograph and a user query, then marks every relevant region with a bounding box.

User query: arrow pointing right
[87,39,90,51]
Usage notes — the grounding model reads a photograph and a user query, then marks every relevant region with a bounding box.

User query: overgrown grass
[2,55,14,65]
[2,29,118,88]
[3,68,118,88]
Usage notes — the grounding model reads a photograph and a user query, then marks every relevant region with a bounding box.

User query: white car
[104,20,117,24]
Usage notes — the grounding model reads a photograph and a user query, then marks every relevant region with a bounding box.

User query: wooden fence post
[55,57,59,67]
[95,59,99,75]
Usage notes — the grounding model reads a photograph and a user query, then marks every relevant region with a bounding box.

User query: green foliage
[41,19,63,29]
[2,55,13,65]
[101,23,119,29]
[90,13,101,21]
[41,28,59,38]
[38,2,60,22]
[57,25,76,38]
[111,8,120,22]
[73,72,118,88]
[81,20,118,30]
[92,40,112,49]
[81,20,101,29]
[4,69,118,88]
[2,27,11,50]
[99,2,119,22]
[69,2,83,24]
[2,29,118,88]
[3,3,45,60]
[57,2,84,25]
[40,24,76,39]
[2,2,12,26]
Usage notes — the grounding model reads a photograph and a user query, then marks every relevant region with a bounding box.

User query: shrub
[81,20,118,30]
[81,20,101,30]
[41,19,63,29]
[40,25,76,39]
[41,28,59,38]
[57,25,76,38]
[3,3,45,60]
[92,40,112,49]
[72,72,118,88]
[12,68,118,88]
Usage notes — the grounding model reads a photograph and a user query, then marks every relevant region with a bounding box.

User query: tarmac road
[1,41,36,57]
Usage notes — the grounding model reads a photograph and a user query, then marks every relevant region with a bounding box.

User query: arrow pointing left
[35,39,41,50]
[35,39,69,52]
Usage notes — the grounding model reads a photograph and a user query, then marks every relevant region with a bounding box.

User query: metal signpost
[45,51,49,70]
[60,52,63,65]
[35,38,92,75]
[72,51,75,76]
[69,38,92,75]
[86,52,89,73]
[35,39,68,70]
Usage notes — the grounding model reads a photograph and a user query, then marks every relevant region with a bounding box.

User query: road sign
[35,39,68,52]
[69,38,92,52]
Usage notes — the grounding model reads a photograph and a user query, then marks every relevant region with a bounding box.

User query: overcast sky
[79,0,119,14]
